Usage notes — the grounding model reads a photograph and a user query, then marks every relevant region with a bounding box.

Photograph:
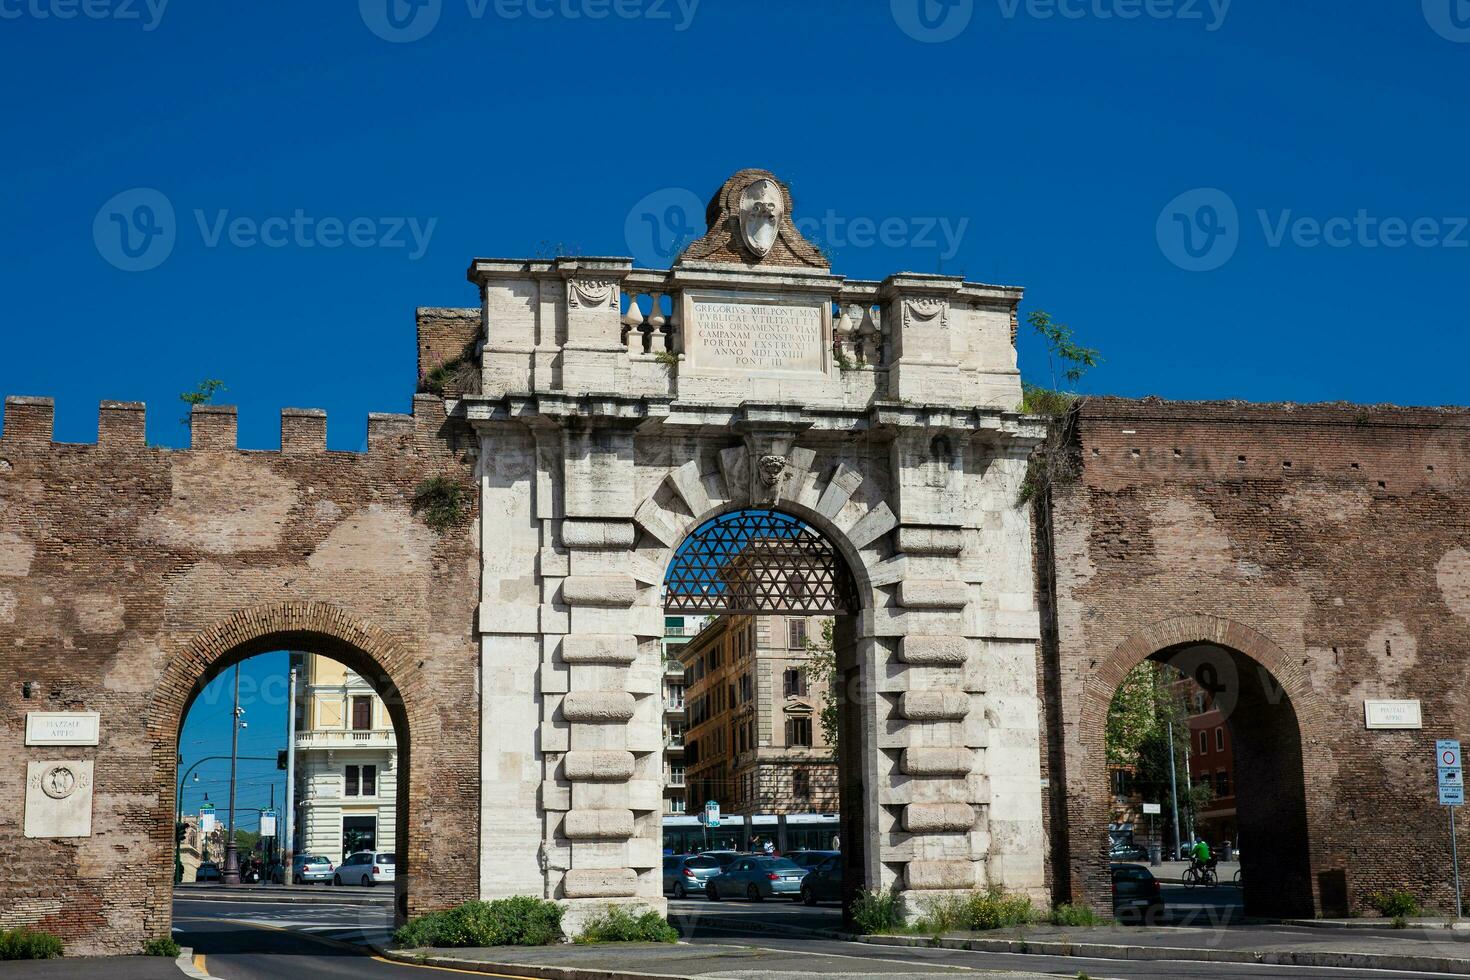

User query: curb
[173,946,210,979]
[378,947,686,980]
[859,933,1470,975]
[1281,917,1470,931]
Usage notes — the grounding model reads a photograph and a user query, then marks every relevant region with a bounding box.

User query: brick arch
[146,601,468,931]
[1071,614,1325,917]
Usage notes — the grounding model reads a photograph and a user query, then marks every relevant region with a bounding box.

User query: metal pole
[1453,806,1463,920]
[222,665,243,885]
[1167,719,1183,860]
[283,666,297,889]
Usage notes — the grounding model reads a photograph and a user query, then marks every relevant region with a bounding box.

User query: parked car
[193,862,222,883]
[705,856,807,902]
[334,851,395,886]
[1109,842,1149,862]
[271,854,334,884]
[784,849,839,870]
[699,850,748,868]
[663,854,721,899]
[1111,863,1164,922]
[800,855,843,906]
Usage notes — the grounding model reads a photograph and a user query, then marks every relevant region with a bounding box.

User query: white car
[333,850,395,886]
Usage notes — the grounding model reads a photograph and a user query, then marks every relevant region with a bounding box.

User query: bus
[662,812,840,855]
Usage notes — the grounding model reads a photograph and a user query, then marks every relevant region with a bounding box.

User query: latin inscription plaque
[685,293,828,376]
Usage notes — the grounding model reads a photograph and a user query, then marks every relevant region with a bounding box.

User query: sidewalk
[1120,858,1241,884]
[862,920,1470,975]
[174,882,391,905]
[380,942,1057,979]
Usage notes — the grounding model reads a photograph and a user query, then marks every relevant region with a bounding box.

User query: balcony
[664,698,685,713]
[668,772,686,787]
[296,728,395,749]
[663,658,685,676]
[665,733,684,748]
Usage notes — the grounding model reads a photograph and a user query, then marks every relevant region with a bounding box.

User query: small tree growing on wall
[179,379,226,428]
[802,619,840,765]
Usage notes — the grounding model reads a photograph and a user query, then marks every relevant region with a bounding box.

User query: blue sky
[2,2,1467,454]
[178,653,289,835]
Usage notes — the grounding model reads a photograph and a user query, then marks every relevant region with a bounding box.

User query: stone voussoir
[899,689,971,720]
[900,635,970,665]
[899,579,970,609]
[563,750,635,781]
[903,802,977,833]
[561,574,639,607]
[561,690,637,722]
[563,808,635,841]
[560,634,638,665]
[901,746,974,776]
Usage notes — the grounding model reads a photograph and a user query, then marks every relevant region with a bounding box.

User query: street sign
[1142,803,1161,815]
[1441,768,1463,788]
[260,810,277,837]
[1443,785,1465,806]
[704,800,721,828]
[1440,740,1462,770]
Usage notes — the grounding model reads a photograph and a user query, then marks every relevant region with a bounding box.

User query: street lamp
[174,754,279,884]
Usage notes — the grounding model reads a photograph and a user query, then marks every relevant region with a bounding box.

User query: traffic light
[175,821,186,843]
[277,749,288,770]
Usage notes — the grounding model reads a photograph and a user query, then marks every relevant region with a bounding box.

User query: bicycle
[1182,860,1219,888]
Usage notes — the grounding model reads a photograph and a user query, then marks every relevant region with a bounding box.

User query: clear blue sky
[2,0,1465,452]
[178,652,289,833]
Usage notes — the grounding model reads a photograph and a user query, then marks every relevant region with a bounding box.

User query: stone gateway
[1,170,1468,952]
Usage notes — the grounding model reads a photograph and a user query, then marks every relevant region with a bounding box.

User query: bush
[1049,903,1107,927]
[412,476,469,534]
[1367,889,1421,919]
[915,890,1039,934]
[851,888,905,935]
[143,937,181,957]
[0,928,64,960]
[394,897,564,949]
[573,906,679,944]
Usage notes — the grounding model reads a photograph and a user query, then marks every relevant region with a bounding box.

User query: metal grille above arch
[662,509,860,616]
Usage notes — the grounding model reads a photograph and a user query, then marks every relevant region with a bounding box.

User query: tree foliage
[179,378,226,428]
[802,619,840,765]
[1106,663,1214,841]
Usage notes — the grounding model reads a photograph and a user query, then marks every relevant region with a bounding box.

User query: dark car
[800,854,843,906]
[1109,842,1149,862]
[785,849,839,870]
[699,850,748,869]
[1111,862,1164,922]
[194,862,222,883]
[663,854,720,899]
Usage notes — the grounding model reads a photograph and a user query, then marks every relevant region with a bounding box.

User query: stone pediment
[676,169,828,270]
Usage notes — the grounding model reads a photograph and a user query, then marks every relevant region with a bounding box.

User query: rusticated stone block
[897,526,965,555]
[900,690,971,721]
[563,868,638,899]
[898,579,969,609]
[561,520,636,549]
[562,575,638,607]
[906,859,975,891]
[561,634,637,665]
[900,635,969,665]
[562,691,636,722]
[903,803,976,833]
[563,750,635,781]
[901,747,973,777]
[564,808,634,841]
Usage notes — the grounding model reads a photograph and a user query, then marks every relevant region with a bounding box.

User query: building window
[783,668,806,697]
[342,815,375,854]
[1199,730,1209,754]
[787,718,812,747]
[793,768,810,798]
[789,620,807,649]
[362,764,376,796]
[352,696,372,731]
[1216,769,1230,797]
[670,798,686,814]
[1215,727,1225,752]
[345,766,360,796]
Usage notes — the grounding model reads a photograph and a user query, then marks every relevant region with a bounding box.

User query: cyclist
[1188,839,1216,883]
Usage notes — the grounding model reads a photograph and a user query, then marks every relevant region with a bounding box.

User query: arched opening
[1094,639,1313,922]
[152,607,425,954]
[660,506,867,924]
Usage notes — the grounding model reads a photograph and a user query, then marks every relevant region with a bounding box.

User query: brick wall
[0,393,481,954]
[1042,396,1470,916]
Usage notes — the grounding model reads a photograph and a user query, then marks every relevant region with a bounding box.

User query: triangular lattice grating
[663,509,858,615]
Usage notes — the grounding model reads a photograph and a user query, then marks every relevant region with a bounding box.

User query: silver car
[663,854,721,899]
[706,856,807,901]
[273,854,333,884]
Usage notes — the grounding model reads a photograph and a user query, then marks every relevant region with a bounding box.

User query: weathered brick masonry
[0,381,481,953]
[1042,396,1470,917]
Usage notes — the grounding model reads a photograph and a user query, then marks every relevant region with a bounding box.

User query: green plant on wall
[179,379,226,428]
[1018,310,1100,505]
[801,619,840,765]
[413,476,469,534]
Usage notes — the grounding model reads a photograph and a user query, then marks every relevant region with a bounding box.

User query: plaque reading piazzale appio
[684,294,828,376]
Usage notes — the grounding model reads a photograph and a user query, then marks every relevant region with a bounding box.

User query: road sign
[1441,768,1463,788]
[1440,740,1462,770]
[1142,803,1162,815]
[260,810,277,837]
[1443,785,1465,806]
[704,800,721,828]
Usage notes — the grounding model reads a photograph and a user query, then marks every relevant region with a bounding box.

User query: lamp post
[175,754,279,882]
[222,665,244,885]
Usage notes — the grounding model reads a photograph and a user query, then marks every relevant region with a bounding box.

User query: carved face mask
[738,178,783,259]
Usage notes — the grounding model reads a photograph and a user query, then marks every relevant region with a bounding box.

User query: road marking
[192,952,207,974]
[370,954,544,978]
